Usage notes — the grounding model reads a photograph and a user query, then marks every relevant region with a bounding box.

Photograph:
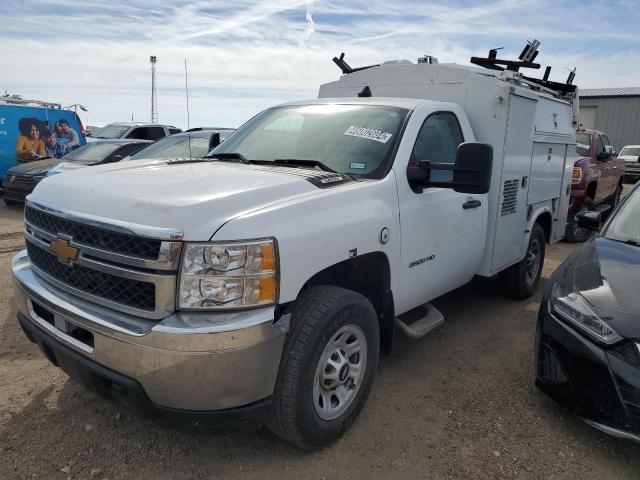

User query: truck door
[395,110,487,313]
[593,134,612,203]
[600,134,617,198]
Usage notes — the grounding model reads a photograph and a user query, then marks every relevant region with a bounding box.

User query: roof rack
[0,93,62,109]
[470,39,576,95]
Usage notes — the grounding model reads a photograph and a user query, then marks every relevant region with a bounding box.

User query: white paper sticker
[344,125,393,144]
[576,143,590,150]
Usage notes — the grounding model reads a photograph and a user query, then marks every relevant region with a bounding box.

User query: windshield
[619,147,640,157]
[93,124,130,139]
[604,187,640,245]
[576,133,591,157]
[60,142,122,163]
[130,134,210,160]
[210,104,408,177]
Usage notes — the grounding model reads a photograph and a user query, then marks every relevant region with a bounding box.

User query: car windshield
[576,133,591,157]
[604,187,640,245]
[130,134,211,160]
[209,104,408,177]
[93,124,130,139]
[60,143,122,163]
[619,147,640,157]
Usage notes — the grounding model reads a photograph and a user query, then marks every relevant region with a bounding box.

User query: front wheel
[266,286,380,450]
[499,223,546,299]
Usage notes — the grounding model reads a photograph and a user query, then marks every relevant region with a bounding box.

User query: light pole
[150,55,158,124]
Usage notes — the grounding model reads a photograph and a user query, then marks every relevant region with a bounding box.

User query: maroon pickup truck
[565,128,625,242]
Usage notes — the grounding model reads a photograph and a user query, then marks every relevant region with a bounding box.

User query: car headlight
[549,283,622,345]
[178,239,278,310]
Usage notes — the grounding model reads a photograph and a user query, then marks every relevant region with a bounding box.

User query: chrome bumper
[12,249,287,411]
[625,162,640,176]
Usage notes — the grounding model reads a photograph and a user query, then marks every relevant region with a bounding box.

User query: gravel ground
[1,195,639,480]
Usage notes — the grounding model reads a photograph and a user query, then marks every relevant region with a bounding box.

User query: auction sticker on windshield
[344,125,393,144]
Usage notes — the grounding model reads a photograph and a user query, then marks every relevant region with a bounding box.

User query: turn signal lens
[572,167,582,185]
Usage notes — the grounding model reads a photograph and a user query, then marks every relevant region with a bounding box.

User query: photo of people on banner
[15,117,81,162]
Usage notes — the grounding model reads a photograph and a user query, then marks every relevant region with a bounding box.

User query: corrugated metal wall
[579,96,640,151]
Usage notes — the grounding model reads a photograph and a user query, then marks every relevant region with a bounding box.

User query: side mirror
[407,143,494,194]
[576,210,601,231]
[449,143,493,194]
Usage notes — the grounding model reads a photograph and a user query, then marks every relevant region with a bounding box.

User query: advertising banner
[0,104,86,179]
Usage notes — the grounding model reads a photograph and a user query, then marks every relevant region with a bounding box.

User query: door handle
[463,199,482,209]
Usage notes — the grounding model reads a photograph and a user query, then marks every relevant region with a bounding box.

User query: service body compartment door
[490,94,536,273]
[527,142,567,204]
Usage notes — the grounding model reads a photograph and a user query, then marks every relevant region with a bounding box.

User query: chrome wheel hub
[313,324,367,421]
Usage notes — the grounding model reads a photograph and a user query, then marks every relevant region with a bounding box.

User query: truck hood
[29,159,346,240]
[7,158,65,176]
[572,237,640,338]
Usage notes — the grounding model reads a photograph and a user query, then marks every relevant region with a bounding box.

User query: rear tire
[266,285,380,450]
[499,223,545,299]
[3,199,20,207]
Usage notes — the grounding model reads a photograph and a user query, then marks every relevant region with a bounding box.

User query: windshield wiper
[204,152,251,164]
[619,239,640,247]
[270,158,337,173]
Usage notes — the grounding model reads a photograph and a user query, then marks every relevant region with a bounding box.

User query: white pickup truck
[12,58,576,449]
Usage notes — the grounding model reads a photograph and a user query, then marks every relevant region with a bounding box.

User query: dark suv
[565,129,625,242]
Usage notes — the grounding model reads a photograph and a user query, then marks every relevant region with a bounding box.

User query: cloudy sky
[2,0,639,129]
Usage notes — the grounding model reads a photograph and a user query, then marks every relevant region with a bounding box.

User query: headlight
[178,239,278,310]
[549,283,622,344]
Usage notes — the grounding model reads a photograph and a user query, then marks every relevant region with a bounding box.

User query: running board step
[595,203,611,214]
[395,303,444,339]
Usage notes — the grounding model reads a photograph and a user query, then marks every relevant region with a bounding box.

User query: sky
[1,0,639,129]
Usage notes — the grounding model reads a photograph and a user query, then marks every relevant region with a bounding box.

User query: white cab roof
[277,97,453,111]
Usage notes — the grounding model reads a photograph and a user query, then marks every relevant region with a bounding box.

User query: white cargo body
[319,62,576,276]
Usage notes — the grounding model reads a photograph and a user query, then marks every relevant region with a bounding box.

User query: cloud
[1,0,638,128]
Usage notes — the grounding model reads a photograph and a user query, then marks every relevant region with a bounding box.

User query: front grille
[625,162,640,174]
[27,242,156,311]
[4,175,38,190]
[25,207,161,260]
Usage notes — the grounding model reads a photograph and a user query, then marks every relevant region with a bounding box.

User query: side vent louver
[500,179,519,216]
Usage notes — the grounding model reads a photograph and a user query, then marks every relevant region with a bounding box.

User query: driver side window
[410,112,464,184]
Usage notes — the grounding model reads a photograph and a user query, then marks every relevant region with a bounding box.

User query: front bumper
[536,299,640,441]
[12,249,287,423]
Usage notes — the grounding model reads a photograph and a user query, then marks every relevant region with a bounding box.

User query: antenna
[184,58,192,158]
[150,55,158,124]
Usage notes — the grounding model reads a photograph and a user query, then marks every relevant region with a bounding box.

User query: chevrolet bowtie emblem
[50,238,79,264]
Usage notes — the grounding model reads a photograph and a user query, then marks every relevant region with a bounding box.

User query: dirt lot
[1,197,639,480]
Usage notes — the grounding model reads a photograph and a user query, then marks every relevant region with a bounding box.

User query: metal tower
[150,55,158,123]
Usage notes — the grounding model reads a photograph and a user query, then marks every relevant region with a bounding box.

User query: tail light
[572,167,582,185]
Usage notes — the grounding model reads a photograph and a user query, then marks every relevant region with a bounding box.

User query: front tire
[266,286,380,450]
[499,223,546,299]
[4,198,20,207]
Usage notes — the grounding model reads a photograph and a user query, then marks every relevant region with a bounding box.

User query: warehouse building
[579,88,640,151]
